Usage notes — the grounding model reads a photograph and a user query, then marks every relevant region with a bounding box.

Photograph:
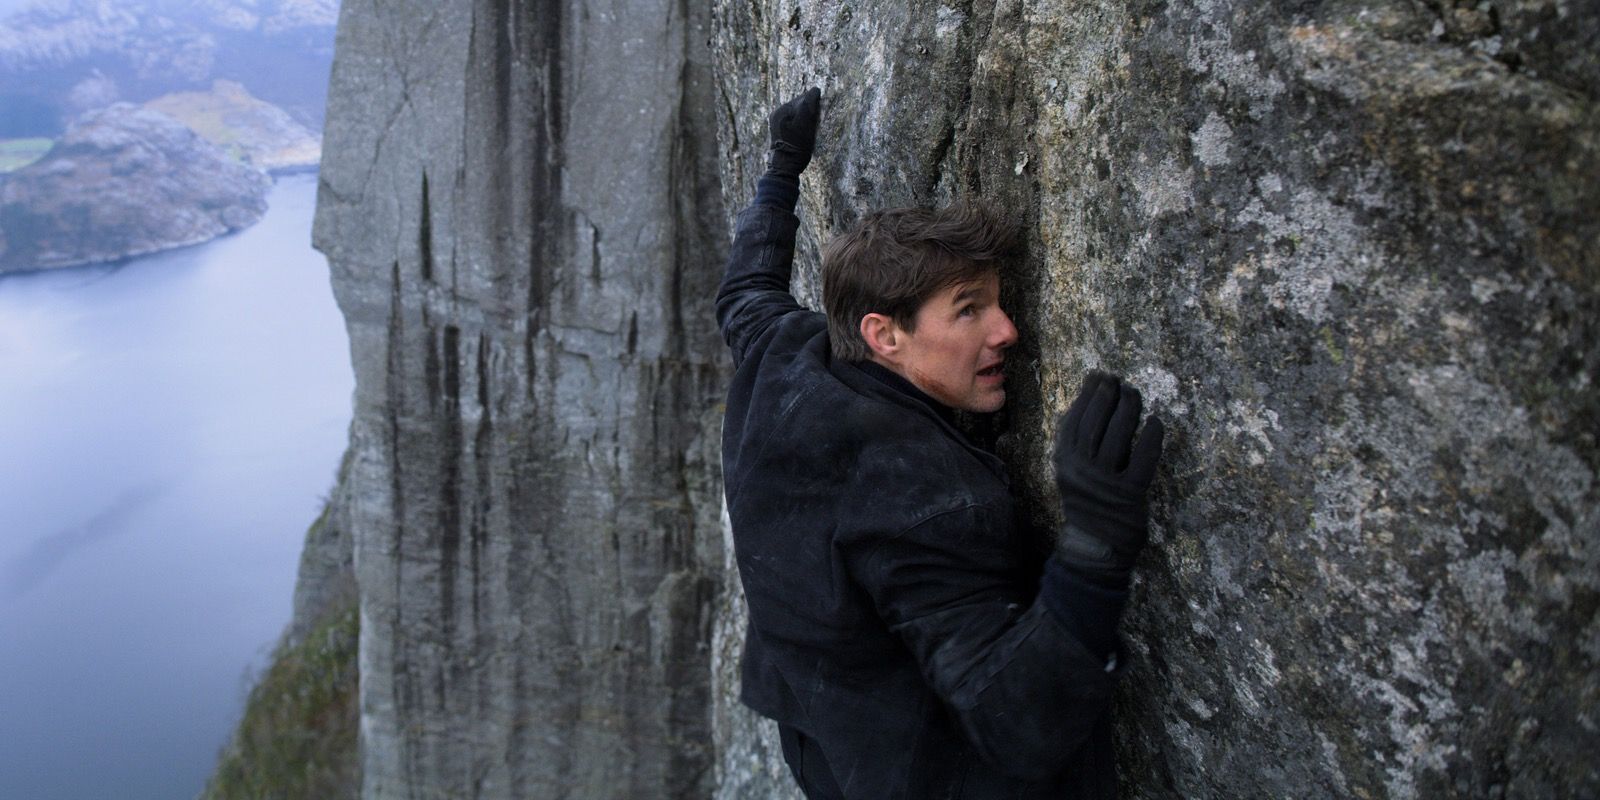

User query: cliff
[233,0,1596,797]
[0,102,268,273]
[310,0,726,795]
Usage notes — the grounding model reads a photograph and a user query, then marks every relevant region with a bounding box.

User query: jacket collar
[852,359,959,429]
[828,353,1008,481]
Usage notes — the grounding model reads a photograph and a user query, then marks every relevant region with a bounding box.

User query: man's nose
[992,308,1018,349]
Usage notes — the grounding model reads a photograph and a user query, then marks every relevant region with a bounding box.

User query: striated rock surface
[0,102,268,273]
[311,0,727,796]
[146,79,321,172]
[710,0,1598,797]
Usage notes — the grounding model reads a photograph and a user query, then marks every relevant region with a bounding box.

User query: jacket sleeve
[716,177,804,366]
[847,503,1123,782]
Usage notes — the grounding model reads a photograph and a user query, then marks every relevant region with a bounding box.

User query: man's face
[894,272,1018,413]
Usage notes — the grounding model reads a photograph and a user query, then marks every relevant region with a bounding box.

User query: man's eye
[958,305,976,317]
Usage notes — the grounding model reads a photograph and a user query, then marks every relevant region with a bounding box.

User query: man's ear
[860,312,901,361]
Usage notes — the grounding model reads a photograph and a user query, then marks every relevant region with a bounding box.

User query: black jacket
[718,189,1122,799]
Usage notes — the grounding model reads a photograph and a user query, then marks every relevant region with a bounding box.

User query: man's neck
[863,355,922,396]
[856,359,955,421]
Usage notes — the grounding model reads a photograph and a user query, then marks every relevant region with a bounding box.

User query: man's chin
[969,390,1006,414]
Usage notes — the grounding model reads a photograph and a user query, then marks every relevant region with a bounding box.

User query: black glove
[1053,372,1165,585]
[766,87,821,178]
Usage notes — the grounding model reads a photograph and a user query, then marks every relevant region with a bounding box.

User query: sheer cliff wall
[311,0,728,795]
[709,0,1597,797]
[293,0,1597,797]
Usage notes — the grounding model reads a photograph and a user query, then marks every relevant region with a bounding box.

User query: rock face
[311,0,727,796]
[146,79,321,172]
[288,0,1597,797]
[0,102,268,272]
[709,1,1599,797]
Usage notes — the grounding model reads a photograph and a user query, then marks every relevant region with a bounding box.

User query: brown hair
[822,202,1019,362]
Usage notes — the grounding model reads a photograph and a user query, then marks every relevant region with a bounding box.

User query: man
[718,88,1165,799]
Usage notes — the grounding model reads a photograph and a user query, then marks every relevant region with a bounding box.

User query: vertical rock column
[313,0,727,797]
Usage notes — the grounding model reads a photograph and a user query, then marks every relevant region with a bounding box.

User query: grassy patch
[200,574,360,798]
[153,101,243,146]
[0,138,53,172]
[146,83,264,165]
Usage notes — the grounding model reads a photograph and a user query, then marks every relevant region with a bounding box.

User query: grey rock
[312,0,727,796]
[269,0,1596,797]
[708,0,1599,797]
[286,452,357,651]
[0,102,268,272]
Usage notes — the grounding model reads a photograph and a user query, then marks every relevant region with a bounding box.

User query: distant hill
[0,0,336,138]
[146,79,320,172]
[0,102,270,273]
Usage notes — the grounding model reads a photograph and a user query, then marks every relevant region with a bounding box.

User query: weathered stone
[251,0,1597,797]
[0,102,268,272]
[709,1,1598,797]
[285,454,358,652]
[312,0,727,796]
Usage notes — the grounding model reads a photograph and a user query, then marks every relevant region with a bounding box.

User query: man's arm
[849,375,1165,781]
[849,503,1121,782]
[1045,372,1165,653]
[715,88,820,366]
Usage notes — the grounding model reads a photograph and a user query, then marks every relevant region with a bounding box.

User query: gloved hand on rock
[1052,372,1165,586]
[766,87,821,179]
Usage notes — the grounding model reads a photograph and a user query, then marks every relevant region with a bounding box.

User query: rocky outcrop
[0,102,268,273]
[311,0,726,796]
[710,1,1598,797]
[244,0,1595,797]
[146,79,321,172]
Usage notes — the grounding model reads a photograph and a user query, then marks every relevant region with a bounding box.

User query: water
[0,173,353,799]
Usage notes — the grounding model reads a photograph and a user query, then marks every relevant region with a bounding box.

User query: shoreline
[0,167,320,279]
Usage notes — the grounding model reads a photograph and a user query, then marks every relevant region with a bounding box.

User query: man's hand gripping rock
[1052,373,1166,587]
[765,87,821,180]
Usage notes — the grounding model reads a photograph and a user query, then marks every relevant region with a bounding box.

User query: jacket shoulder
[819,392,1009,543]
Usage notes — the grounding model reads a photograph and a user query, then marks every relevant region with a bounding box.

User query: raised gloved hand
[1052,372,1165,585]
[766,87,821,179]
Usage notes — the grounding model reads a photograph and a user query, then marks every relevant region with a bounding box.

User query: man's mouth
[977,362,1004,378]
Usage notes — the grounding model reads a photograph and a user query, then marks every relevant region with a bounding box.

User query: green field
[0,138,53,172]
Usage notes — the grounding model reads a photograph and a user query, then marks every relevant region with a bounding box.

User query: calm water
[0,173,353,799]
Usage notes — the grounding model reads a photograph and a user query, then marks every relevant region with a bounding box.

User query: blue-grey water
[0,173,353,799]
